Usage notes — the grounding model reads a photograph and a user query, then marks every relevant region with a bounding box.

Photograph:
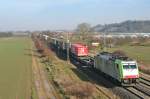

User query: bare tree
[76,23,91,43]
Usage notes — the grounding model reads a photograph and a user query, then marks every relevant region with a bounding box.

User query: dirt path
[32,48,59,99]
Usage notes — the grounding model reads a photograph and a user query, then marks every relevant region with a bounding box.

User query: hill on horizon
[92,20,150,33]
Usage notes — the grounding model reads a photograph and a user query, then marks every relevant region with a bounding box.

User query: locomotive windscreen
[123,65,137,69]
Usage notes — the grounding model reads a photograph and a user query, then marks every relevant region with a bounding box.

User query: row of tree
[0,32,13,37]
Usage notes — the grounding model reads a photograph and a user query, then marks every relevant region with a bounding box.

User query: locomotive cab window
[123,65,137,69]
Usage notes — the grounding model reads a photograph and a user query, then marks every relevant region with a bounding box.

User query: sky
[0,0,150,31]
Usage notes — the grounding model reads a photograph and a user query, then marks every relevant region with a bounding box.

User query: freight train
[47,37,139,86]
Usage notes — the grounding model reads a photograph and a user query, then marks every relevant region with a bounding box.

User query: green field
[106,45,150,64]
[0,37,32,99]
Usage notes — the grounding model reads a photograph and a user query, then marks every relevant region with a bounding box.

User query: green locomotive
[94,52,139,85]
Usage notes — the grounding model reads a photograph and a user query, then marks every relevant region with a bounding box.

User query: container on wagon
[71,43,88,56]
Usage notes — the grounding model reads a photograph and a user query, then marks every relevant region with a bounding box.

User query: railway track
[140,73,150,87]
[124,72,150,99]
[140,77,150,87]
[134,84,150,96]
[141,77,150,82]
[73,64,113,99]
[125,86,150,99]
[140,72,150,82]
[139,77,150,93]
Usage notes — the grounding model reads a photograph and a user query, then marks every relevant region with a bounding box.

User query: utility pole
[103,33,106,51]
[67,32,70,63]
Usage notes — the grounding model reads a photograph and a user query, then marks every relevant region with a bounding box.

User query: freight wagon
[49,38,88,58]
[94,52,139,86]
[70,43,88,57]
[49,38,89,60]
[69,43,89,65]
[50,38,69,58]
